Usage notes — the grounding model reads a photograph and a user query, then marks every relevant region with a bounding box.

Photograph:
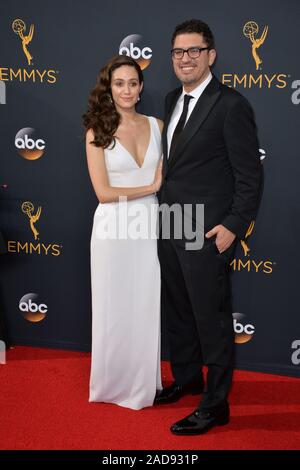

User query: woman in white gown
[83,56,163,410]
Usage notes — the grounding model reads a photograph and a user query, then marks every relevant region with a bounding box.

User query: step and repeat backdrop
[0,0,299,376]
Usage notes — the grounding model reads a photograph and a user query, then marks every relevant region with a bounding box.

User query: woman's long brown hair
[83,55,143,149]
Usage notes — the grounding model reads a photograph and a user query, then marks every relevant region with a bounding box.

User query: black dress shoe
[154,379,204,405]
[170,404,230,435]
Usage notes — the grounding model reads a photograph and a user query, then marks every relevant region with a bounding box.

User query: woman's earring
[137,96,141,102]
[108,95,113,104]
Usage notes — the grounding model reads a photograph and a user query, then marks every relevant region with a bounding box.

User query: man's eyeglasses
[171,47,209,59]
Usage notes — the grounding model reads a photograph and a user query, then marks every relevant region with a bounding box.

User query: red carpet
[0,346,299,450]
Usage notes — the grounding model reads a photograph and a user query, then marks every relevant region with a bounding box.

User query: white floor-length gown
[89,116,162,410]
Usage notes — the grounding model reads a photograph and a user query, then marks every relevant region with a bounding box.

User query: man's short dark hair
[172,19,215,49]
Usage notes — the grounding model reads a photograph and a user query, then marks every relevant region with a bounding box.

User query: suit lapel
[167,76,221,171]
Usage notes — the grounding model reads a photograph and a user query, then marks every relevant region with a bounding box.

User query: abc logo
[19,293,48,322]
[233,312,255,344]
[119,34,152,70]
[15,127,46,160]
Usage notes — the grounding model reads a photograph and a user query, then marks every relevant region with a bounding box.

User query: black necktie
[169,94,193,158]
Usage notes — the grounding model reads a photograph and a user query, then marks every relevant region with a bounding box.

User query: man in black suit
[156,19,263,435]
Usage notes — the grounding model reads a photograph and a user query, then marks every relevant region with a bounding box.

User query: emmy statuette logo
[240,221,255,257]
[7,201,62,257]
[22,201,42,241]
[243,21,268,70]
[0,19,58,84]
[12,19,34,66]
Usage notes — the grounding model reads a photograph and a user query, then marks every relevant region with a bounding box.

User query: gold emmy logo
[12,19,34,65]
[22,201,42,240]
[243,21,268,70]
[240,221,255,256]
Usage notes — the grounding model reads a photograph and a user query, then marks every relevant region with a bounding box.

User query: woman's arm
[156,118,164,134]
[86,129,161,204]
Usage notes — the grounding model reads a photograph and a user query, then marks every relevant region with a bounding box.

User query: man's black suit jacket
[158,75,263,241]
